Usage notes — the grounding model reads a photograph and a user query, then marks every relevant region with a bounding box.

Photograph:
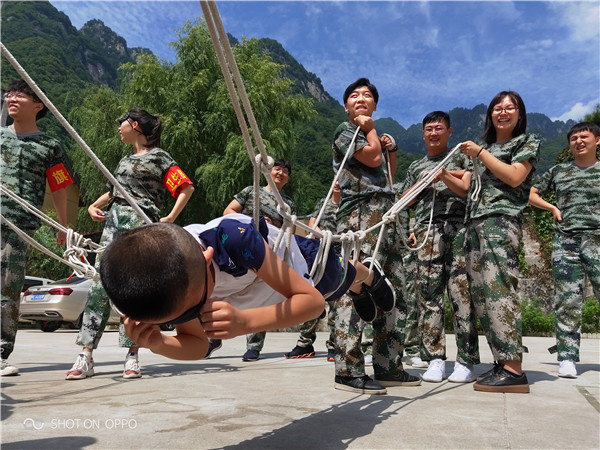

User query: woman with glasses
[458,91,540,393]
[66,108,195,380]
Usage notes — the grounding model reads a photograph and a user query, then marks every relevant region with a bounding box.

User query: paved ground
[1,330,599,449]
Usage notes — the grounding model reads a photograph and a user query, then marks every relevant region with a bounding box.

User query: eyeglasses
[492,106,518,114]
[424,126,448,134]
[3,92,30,101]
[272,166,290,175]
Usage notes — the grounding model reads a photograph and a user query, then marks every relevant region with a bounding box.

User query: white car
[20,276,53,301]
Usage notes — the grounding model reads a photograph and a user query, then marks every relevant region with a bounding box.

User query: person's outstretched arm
[529,186,562,221]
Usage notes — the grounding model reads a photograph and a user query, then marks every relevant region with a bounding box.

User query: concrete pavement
[1,330,599,449]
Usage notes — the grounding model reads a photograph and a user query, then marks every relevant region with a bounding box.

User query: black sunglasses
[156,266,208,328]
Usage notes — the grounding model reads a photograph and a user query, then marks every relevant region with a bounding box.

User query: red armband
[163,165,193,197]
[46,163,74,192]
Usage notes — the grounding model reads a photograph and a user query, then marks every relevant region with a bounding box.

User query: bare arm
[88,192,111,222]
[223,199,243,215]
[51,188,68,245]
[529,187,562,221]
[437,168,472,198]
[352,115,382,168]
[161,184,195,223]
[201,241,325,339]
[460,141,532,188]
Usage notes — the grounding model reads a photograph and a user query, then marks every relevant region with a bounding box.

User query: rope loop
[276,202,292,217]
[254,154,274,173]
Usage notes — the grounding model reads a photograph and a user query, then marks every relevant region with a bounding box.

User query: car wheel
[74,313,83,330]
[38,321,62,332]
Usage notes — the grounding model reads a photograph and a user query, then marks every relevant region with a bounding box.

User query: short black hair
[482,91,527,145]
[422,111,451,129]
[118,108,162,148]
[99,223,206,322]
[5,79,48,120]
[343,78,379,105]
[273,159,292,175]
[567,122,600,141]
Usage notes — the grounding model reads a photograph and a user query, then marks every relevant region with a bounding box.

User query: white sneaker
[448,361,476,383]
[422,358,446,382]
[66,353,94,380]
[1,359,19,376]
[406,356,428,368]
[558,360,577,378]
[364,354,373,366]
[123,353,142,379]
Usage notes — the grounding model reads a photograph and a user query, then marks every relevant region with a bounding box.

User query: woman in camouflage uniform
[66,108,195,380]
[460,91,540,393]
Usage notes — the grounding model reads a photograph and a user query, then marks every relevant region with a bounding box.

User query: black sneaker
[348,288,376,322]
[205,339,222,358]
[473,367,529,393]
[285,345,315,359]
[363,257,395,312]
[327,349,335,362]
[476,361,503,381]
[374,370,422,387]
[334,375,387,395]
[242,349,260,362]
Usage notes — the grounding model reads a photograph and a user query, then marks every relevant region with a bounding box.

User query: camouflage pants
[552,231,600,362]
[466,216,522,362]
[414,221,479,364]
[246,331,266,351]
[1,226,30,359]
[401,250,420,357]
[334,194,407,378]
[296,303,337,350]
[76,204,146,349]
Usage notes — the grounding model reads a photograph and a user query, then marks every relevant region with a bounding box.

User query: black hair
[99,223,206,322]
[567,122,600,141]
[5,79,48,120]
[343,78,379,105]
[482,91,527,145]
[118,108,162,148]
[422,111,451,129]
[273,159,292,175]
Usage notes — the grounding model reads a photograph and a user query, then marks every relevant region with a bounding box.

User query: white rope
[0,214,99,280]
[0,43,152,225]
[470,156,483,202]
[398,170,438,252]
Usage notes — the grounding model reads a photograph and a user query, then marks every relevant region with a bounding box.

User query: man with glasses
[207,159,297,361]
[1,80,75,376]
[400,111,480,384]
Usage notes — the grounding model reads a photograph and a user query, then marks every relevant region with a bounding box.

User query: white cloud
[552,99,599,122]
[550,2,600,43]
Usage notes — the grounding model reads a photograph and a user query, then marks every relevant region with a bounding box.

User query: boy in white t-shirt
[99,214,393,360]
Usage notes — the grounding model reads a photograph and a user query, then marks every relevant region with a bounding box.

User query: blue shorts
[295,235,356,302]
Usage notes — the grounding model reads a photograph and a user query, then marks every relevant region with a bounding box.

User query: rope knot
[254,154,274,173]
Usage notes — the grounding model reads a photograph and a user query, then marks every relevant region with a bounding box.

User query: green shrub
[582,299,600,333]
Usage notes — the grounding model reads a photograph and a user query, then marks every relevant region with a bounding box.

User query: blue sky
[50,1,599,127]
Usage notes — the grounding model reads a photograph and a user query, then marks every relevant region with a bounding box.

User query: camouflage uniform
[295,197,339,350]
[235,185,297,352]
[76,148,185,349]
[402,150,479,364]
[534,161,600,361]
[1,127,74,359]
[465,133,540,362]
[332,121,408,378]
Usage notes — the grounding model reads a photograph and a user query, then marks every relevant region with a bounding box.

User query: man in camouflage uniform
[401,111,479,383]
[285,183,341,360]
[67,109,195,380]
[1,80,75,376]
[332,78,420,395]
[215,159,296,361]
[529,122,600,378]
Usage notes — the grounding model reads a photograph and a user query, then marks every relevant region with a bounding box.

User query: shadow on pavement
[2,436,96,449]
[224,382,462,449]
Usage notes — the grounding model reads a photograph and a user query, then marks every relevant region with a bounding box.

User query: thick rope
[470,156,483,202]
[1,43,152,225]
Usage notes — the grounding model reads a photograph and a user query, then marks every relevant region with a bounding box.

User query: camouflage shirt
[0,126,73,231]
[332,121,393,220]
[234,186,296,228]
[109,148,178,222]
[402,148,471,227]
[309,197,339,233]
[534,161,600,233]
[466,133,540,221]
